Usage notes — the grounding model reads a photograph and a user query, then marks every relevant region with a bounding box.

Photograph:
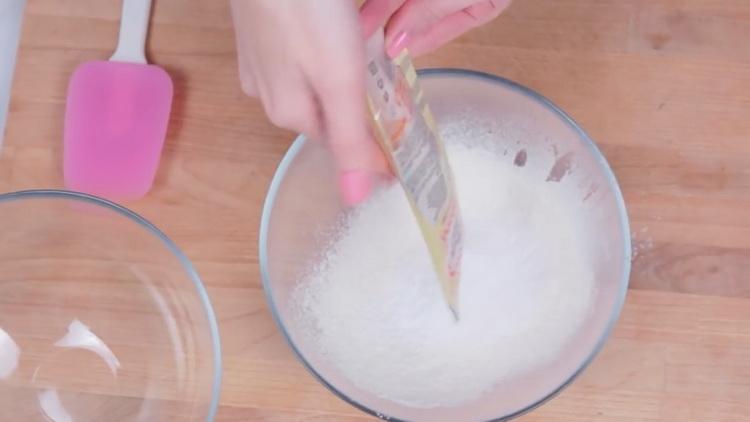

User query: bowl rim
[259,68,632,421]
[0,189,223,422]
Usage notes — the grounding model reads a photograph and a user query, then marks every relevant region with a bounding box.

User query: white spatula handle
[110,0,152,63]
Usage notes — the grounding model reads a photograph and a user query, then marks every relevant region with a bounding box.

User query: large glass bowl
[260,69,630,421]
[0,190,221,421]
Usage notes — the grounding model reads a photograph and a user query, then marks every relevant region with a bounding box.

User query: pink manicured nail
[339,170,374,206]
[387,31,410,59]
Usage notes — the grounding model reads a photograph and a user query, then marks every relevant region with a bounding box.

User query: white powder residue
[292,143,594,409]
[631,226,654,262]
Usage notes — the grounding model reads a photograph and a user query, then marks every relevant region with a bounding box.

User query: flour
[292,140,594,409]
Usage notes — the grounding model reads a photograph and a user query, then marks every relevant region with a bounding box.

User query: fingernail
[339,170,374,207]
[387,31,409,59]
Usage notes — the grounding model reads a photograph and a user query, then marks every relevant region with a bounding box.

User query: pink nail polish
[339,170,374,206]
[387,31,409,59]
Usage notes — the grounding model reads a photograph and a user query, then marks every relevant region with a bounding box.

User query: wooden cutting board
[4,0,749,420]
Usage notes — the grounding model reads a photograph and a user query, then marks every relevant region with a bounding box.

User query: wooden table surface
[5,0,750,420]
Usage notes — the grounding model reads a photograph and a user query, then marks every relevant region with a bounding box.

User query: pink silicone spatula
[64,0,172,201]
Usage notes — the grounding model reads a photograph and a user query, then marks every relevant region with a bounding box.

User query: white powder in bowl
[292,143,594,409]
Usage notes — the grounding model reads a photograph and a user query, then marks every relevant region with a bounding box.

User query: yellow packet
[364,31,463,320]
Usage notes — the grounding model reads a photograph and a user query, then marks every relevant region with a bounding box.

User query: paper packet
[364,31,463,319]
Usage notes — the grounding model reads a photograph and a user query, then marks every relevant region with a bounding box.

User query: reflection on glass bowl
[0,190,221,421]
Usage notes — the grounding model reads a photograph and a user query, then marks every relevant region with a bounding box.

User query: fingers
[359,0,405,38]
[230,1,258,96]
[253,61,383,206]
[235,51,259,96]
[231,0,390,206]
[385,0,511,57]
[315,65,385,205]
[263,89,324,142]
[311,2,390,205]
[237,71,258,97]
[384,0,478,39]
[399,1,509,57]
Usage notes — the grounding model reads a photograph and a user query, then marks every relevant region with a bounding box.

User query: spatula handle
[110,0,152,63]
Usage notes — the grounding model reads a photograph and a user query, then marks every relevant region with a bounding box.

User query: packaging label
[365,34,463,319]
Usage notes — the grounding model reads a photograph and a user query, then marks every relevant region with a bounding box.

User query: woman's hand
[360,0,512,58]
[231,0,387,206]
[231,0,512,205]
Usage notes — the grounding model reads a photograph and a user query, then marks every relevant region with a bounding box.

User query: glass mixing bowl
[260,69,630,421]
[0,190,221,421]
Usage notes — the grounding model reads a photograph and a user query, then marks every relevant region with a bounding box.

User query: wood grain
[4,0,749,420]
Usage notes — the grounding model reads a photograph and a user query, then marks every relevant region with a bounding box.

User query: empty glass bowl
[0,190,221,421]
[260,69,630,421]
